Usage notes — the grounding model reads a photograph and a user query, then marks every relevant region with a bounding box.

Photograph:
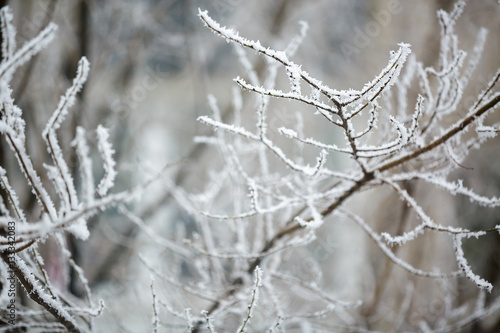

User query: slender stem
[376,93,500,173]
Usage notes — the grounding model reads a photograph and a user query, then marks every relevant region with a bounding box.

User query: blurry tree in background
[0,0,499,332]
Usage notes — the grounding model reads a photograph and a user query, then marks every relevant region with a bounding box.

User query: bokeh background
[2,0,499,331]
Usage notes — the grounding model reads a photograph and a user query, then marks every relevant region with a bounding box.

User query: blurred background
[2,0,499,331]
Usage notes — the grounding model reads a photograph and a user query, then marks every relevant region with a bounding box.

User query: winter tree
[0,0,499,332]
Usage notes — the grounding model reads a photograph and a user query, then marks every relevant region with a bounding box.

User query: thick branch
[1,253,81,332]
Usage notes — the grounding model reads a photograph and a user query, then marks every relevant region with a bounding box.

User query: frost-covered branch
[0,5,133,330]
[173,3,500,331]
[237,266,262,333]
[9,1,494,331]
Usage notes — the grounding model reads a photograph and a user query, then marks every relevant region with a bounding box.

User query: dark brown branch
[1,253,81,332]
[376,92,500,173]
